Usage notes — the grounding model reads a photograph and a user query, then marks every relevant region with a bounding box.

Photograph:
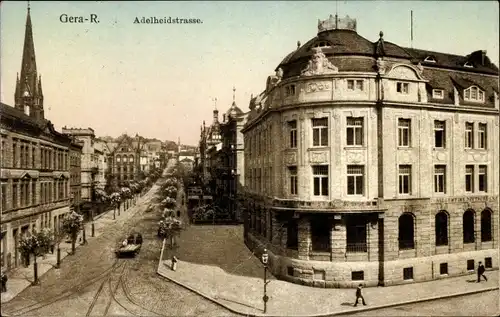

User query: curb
[156,267,498,317]
[329,286,499,316]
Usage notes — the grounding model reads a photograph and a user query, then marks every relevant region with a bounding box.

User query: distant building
[107,134,143,187]
[241,14,499,288]
[1,7,75,271]
[69,141,83,212]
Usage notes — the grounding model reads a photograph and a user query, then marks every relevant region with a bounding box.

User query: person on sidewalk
[477,261,488,282]
[353,284,367,307]
[1,270,7,293]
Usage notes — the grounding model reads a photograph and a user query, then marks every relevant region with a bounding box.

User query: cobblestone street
[1,181,235,317]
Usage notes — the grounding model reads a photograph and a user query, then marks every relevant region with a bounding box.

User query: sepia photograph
[0,1,499,316]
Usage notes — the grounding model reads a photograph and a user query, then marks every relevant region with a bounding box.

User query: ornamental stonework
[305,81,332,93]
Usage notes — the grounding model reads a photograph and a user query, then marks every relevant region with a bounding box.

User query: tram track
[4,259,122,316]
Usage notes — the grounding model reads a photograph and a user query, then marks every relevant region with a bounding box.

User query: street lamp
[261,248,270,314]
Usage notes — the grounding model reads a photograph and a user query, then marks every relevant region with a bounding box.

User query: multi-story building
[241,15,499,288]
[69,141,83,212]
[0,7,74,271]
[197,106,222,190]
[93,138,110,190]
[61,128,99,201]
[214,88,248,220]
[107,134,143,187]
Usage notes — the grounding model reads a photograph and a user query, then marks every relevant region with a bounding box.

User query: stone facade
[241,15,499,288]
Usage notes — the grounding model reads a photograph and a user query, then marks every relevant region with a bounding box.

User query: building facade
[69,141,83,212]
[241,15,499,288]
[61,128,99,202]
[0,3,74,272]
[107,134,143,187]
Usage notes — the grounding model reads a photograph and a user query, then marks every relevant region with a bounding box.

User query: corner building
[241,15,499,288]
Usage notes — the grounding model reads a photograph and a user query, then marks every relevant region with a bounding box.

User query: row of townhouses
[195,15,499,288]
[0,7,171,272]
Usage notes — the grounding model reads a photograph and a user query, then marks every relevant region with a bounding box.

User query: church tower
[14,4,44,121]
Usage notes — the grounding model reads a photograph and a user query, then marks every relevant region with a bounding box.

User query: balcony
[346,242,368,253]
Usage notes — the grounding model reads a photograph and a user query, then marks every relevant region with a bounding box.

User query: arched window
[481,209,492,242]
[435,211,449,246]
[116,155,121,163]
[463,209,475,243]
[399,213,415,250]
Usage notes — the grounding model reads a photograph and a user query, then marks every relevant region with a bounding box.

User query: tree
[61,211,84,255]
[158,216,183,248]
[18,229,53,284]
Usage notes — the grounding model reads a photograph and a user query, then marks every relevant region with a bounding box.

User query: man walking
[477,261,487,282]
[354,283,367,307]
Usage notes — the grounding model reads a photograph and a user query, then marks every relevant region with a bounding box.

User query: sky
[1,1,498,146]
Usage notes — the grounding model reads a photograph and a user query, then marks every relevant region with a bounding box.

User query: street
[344,290,499,317]
[1,181,235,317]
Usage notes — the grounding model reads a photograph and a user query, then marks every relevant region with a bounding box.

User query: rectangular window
[432,89,444,99]
[285,85,296,97]
[20,182,26,207]
[312,118,328,147]
[12,181,18,208]
[312,165,329,196]
[478,165,487,192]
[467,259,475,271]
[32,182,36,205]
[398,165,411,195]
[346,117,364,146]
[465,122,474,149]
[347,80,354,90]
[288,121,297,148]
[1,139,5,167]
[1,183,7,211]
[286,219,298,250]
[347,79,364,91]
[310,216,331,252]
[356,80,364,91]
[440,263,448,275]
[32,146,36,168]
[485,257,492,268]
[351,271,364,281]
[478,123,487,149]
[434,120,446,148]
[12,141,17,168]
[289,166,298,195]
[465,165,474,193]
[396,82,409,94]
[403,267,414,280]
[347,165,364,196]
[398,119,411,147]
[434,165,446,193]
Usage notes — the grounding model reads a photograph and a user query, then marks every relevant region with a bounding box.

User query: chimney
[481,50,486,65]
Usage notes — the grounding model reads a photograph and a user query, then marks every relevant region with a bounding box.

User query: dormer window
[312,41,331,48]
[424,56,436,63]
[285,85,296,97]
[464,62,474,68]
[464,86,485,102]
[396,82,409,94]
[432,89,444,99]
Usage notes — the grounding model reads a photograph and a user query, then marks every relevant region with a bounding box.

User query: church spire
[15,3,43,120]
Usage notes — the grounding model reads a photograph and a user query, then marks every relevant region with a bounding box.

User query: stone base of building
[245,233,498,288]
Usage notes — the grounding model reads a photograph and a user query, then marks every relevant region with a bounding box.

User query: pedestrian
[1,270,7,293]
[477,261,487,282]
[353,283,367,307]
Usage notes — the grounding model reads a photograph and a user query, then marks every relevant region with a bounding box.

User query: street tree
[158,216,183,248]
[61,211,84,255]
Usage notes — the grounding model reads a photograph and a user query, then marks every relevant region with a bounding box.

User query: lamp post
[261,248,270,314]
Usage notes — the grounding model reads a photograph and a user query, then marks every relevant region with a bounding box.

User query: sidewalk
[0,187,155,304]
[157,241,498,317]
